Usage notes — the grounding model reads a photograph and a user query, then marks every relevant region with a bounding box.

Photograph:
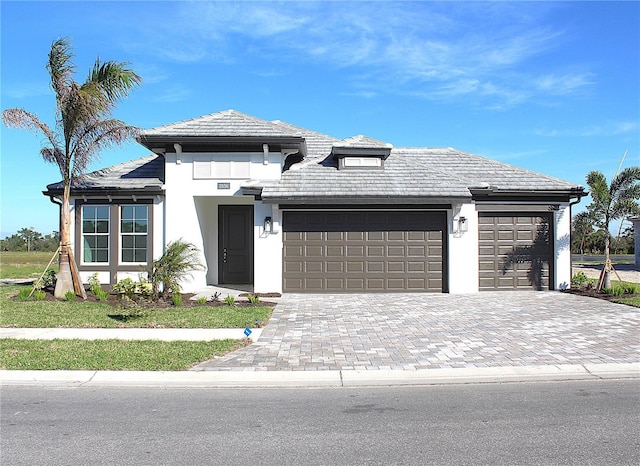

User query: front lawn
[0,285,273,328]
[0,251,59,279]
[0,339,245,370]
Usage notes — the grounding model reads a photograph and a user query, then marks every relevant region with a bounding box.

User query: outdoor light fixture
[458,216,468,233]
[264,216,273,234]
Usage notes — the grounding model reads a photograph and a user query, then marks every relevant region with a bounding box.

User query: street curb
[1,363,638,388]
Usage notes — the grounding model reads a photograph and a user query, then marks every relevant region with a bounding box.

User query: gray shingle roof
[141,109,300,138]
[51,110,584,202]
[44,155,164,194]
[262,146,582,202]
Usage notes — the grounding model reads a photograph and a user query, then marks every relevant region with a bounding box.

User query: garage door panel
[479,213,552,291]
[283,210,446,292]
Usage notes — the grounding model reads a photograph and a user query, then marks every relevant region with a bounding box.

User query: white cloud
[535,120,640,137]
[131,1,597,109]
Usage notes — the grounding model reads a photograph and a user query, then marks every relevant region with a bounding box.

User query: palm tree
[2,37,141,298]
[584,167,640,289]
[147,240,204,301]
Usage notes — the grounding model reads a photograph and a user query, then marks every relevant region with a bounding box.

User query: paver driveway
[192,291,639,371]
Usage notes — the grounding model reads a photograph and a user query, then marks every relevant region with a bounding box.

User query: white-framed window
[82,205,110,263]
[120,205,148,264]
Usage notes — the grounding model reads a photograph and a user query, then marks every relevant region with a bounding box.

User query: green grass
[0,251,59,279]
[612,296,640,307]
[0,285,272,328]
[0,339,247,370]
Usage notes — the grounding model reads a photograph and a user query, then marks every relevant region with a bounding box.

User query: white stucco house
[44,110,586,294]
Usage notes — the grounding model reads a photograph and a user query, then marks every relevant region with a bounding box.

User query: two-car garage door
[283,210,447,292]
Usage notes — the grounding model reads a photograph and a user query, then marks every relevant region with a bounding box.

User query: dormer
[331,135,393,170]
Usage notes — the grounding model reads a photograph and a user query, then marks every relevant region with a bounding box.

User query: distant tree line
[571,221,634,255]
[1,228,60,252]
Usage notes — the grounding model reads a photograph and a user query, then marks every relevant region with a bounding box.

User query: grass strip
[0,339,247,371]
[0,286,272,328]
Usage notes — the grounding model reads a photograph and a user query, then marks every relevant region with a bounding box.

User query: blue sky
[1,1,639,238]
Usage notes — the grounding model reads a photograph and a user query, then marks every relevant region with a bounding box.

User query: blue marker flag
[244,327,252,337]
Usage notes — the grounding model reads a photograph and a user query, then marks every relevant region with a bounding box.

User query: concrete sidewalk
[0,327,262,341]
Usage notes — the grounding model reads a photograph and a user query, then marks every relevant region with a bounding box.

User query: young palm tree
[148,240,204,301]
[584,167,640,289]
[2,37,141,298]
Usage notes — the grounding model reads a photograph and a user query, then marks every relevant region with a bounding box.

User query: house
[44,110,586,294]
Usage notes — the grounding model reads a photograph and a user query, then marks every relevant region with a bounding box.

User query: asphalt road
[2,380,639,465]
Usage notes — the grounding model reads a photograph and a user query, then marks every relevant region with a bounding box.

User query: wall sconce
[264,216,273,235]
[457,216,468,233]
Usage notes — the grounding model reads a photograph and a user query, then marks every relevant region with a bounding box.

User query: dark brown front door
[219,205,253,284]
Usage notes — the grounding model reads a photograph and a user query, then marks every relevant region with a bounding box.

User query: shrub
[112,278,138,300]
[223,294,235,306]
[623,282,639,294]
[64,290,76,301]
[88,273,101,294]
[247,293,260,304]
[16,288,31,300]
[33,290,46,301]
[196,296,207,305]
[172,293,183,307]
[571,272,589,288]
[36,269,57,290]
[95,288,109,302]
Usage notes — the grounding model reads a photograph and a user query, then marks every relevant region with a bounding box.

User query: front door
[219,205,253,284]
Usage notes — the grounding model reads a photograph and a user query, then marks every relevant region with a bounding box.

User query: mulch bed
[14,288,277,308]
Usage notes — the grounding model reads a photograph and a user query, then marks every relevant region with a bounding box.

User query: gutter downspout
[47,193,63,264]
[569,192,587,284]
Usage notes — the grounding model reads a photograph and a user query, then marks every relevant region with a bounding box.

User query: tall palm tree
[2,38,141,298]
[584,167,640,289]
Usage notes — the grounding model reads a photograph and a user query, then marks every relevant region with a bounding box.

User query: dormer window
[341,156,382,168]
[331,135,392,170]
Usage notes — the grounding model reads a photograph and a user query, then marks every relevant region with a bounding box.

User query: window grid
[82,205,110,263]
[120,205,148,264]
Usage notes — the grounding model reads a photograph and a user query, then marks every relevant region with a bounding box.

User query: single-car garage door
[283,210,447,292]
[478,212,553,290]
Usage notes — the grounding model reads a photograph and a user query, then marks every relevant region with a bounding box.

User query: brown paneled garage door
[478,212,553,290]
[283,210,447,292]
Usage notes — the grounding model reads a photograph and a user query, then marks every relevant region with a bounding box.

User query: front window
[82,205,109,263]
[120,205,148,263]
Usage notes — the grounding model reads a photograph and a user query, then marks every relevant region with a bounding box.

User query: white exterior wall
[554,203,572,290]
[447,203,479,294]
[253,202,283,294]
[164,150,283,293]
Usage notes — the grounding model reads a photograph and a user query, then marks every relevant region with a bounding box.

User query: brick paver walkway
[192,291,639,371]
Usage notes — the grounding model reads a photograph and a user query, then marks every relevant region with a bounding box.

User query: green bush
[196,296,207,305]
[64,290,76,301]
[35,269,57,290]
[171,293,183,307]
[88,273,101,292]
[223,295,235,306]
[95,288,109,302]
[623,283,639,294]
[16,288,31,300]
[33,290,46,301]
[571,272,589,288]
[247,293,260,304]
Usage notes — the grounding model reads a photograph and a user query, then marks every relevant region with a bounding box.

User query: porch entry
[218,205,253,284]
